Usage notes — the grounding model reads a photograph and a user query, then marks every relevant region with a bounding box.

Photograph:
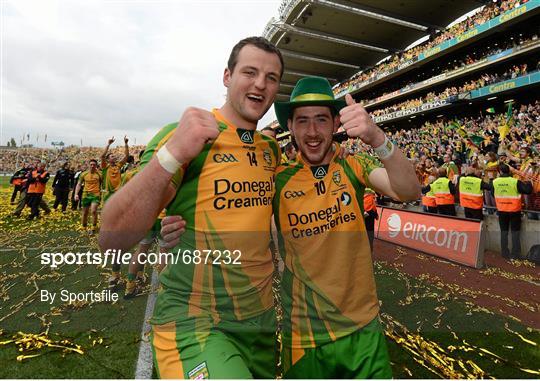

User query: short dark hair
[227,36,284,78]
[499,163,510,174]
[89,159,98,165]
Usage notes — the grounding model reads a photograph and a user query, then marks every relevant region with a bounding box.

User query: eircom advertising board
[376,207,485,268]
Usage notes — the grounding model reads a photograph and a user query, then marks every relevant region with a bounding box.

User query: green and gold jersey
[141,109,280,325]
[79,170,102,197]
[121,167,139,186]
[102,163,123,193]
[274,145,382,349]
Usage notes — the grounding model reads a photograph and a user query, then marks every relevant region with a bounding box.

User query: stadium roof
[263,0,487,100]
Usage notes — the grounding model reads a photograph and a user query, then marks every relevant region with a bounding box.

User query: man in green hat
[273,76,420,378]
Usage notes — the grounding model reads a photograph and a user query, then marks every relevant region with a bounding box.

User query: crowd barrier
[374,206,485,268]
[375,204,540,265]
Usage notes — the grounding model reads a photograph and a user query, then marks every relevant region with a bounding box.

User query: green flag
[469,134,484,146]
[486,107,495,114]
[504,101,513,125]
[447,120,460,130]
[498,102,513,141]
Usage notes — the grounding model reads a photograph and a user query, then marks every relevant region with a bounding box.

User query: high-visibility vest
[493,176,521,212]
[363,189,377,212]
[27,170,48,194]
[422,188,437,208]
[431,177,454,205]
[459,176,483,210]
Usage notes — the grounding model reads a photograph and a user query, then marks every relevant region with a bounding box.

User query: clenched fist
[339,94,385,148]
[165,108,221,164]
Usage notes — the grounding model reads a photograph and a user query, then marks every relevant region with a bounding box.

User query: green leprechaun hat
[274,76,346,131]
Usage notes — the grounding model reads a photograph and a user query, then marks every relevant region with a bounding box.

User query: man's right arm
[99,158,177,251]
[98,107,220,252]
[101,137,114,168]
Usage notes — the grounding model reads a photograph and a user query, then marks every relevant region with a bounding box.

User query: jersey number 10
[314,180,326,195]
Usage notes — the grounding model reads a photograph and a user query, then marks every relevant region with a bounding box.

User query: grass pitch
[0,181,152,378]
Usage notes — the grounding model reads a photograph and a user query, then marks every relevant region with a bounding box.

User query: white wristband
[156,145,182,174]
[373,135,394,160]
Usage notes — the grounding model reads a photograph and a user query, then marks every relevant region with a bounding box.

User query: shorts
[151,308,277,379]
[140,220,165,246]
[282,317,392,379]
[81,194,101,208]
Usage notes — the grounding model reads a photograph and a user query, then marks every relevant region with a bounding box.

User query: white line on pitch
[135,269,158,379]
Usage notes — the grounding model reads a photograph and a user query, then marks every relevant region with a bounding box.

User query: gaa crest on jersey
[237,129,254,144]
[310,165,328,179]
[263,149,272,166]
[332,170,341,186]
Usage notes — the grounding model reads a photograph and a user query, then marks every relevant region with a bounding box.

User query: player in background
[75,159,102,234]
[101,136,129,203]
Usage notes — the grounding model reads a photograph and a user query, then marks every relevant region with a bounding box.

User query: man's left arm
[340,94,420,202]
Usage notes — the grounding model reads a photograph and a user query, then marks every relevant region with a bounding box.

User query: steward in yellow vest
[457,168,490,220]
[428,167,456,216]
[421,175,437,214]
[490,164,533,259]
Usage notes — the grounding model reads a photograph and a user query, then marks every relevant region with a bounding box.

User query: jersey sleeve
[139,122,185,189]
[350,153,382,188]
[78,171,86,186]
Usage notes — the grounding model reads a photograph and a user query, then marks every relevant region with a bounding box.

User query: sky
[1,0,282,148]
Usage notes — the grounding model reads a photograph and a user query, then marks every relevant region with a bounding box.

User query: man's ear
[223,68,231,88]
[287,119,294,137]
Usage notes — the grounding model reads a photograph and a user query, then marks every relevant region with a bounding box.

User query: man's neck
[218,104,258,131]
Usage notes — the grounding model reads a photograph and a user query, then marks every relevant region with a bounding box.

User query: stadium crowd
[370,58,538,116]
[364,31,538,106]
[332,0,531,95]
[350,101,540,217]
[0,144,145,174]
